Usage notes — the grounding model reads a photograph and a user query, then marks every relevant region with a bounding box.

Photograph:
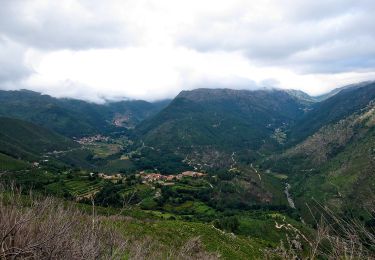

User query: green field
[87,142,122,159]
[64,179,104,197]
[44,175,106,199]
[97,159,135,173]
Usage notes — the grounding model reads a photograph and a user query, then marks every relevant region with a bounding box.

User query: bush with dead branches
[0,185,218,259]
[0,186,127,259]
[266,203,375,259]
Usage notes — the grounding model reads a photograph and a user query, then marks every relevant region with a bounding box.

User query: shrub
[0,187,126,259]
[0,185,219,259]
[213,216,240,233]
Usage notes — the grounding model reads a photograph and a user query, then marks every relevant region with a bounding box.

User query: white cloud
[0,37,32,86]
[25,47,257,101]
[0,0,133,50]
[0,0,374,102]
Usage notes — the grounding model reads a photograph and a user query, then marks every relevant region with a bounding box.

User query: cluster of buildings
[113,114,131,127]
[140,171,206,184]
[96,173,122,181]
[89,170,206,185]
[76,135,109,144]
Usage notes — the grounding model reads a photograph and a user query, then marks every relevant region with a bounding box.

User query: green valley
[1,82,375,259]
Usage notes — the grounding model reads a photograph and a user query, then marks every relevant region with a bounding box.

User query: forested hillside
[261,83,375,221]
[0,90,169,137]
[0,117,77,161]
[137,88,308,170]
[289,82,375,143]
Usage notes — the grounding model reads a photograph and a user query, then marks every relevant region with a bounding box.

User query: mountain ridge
[0,89,170,137]
[137,88,309,170]
[0,117,77,162]
[289,82,375,143]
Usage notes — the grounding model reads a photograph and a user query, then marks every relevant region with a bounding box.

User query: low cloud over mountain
[0,0,374,102]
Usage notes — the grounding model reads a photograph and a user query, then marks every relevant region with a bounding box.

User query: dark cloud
[0,0,133,92]
[0,0,374,101]
[176,0,375,73]
[286,36,375,73]
[0,0,132,50]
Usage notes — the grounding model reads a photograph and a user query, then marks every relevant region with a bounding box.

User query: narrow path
[250,163,261,181]
[44,147,82,156]
[284,183,296,209]
[230,152,236,169]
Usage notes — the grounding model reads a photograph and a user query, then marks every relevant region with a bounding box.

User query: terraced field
[64,180,105,198]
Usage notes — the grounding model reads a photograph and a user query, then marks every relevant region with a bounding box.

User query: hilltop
[137,88,308,170]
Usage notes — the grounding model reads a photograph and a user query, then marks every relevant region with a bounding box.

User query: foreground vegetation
[0,186,221,259]
[2,186,375,259]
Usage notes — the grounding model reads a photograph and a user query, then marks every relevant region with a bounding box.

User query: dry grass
[0,185,218,259]
[128,236,218,260]
[266,203,375,259]
[307,206,375,259]
[0,186,126,259]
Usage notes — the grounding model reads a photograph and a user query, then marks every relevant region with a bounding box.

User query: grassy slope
[113,219,265,259]
[0,153,30,171]
[86,203,310,259]
[1,188,309,259]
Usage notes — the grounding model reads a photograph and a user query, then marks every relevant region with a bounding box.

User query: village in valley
[139,170,206,183]
[73,135,208,185]
[16,132,217,217]
[95,170,207,185]
[74,135,208,184]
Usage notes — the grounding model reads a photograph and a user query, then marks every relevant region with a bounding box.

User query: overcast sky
[0,0,375,102]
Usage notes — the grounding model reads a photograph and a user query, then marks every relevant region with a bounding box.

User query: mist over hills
[2,82,374,163]
[289,82,375,143]
[0,89,170,137]
[1,81,375,258]
[2,0,375,257]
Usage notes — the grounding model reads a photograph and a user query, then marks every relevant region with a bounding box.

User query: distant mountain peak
[314,80,375,101]
[283,89,315,104]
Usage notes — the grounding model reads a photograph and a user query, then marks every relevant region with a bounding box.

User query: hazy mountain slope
[0,117,77,161]
[0,90,170,137]
[284,89,316,105]
[137,88,307,169]
[289,82,375,143]
[0,90,94,136]
[313,81,375,102]
[262,98,375,219]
